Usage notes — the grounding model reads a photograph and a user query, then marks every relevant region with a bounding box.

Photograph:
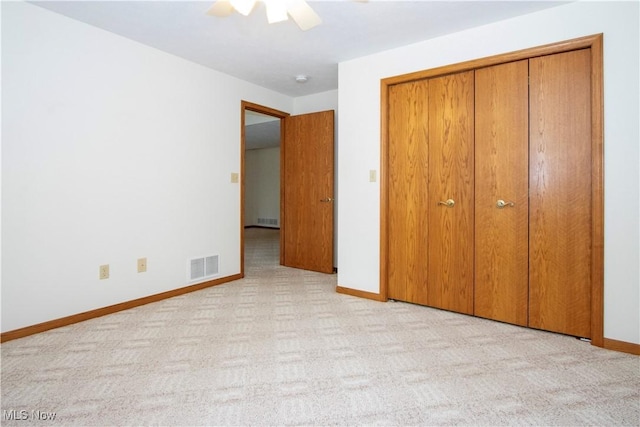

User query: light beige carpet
[1,228,639,426]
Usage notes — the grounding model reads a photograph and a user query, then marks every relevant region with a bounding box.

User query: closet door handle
[496,199,515,209]
[438,199,455,208]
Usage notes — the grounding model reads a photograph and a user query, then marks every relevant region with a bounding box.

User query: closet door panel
[427,71,475,314]
[475,60,529,326]
[529,49,592,338]
[387,81,430,304]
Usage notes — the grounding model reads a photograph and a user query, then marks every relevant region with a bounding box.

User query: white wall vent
[205,255,219,276]
[189,255,219,282]
[257,218,278,226]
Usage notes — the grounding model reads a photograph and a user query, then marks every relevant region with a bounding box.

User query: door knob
[496,199,515,209]
[438,199,455,208]
[320,197,334,203]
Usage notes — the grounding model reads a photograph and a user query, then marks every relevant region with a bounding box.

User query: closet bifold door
[387,80,430,305]
[474,60,529,326]
[529,49,592,338]
[427,71,475,314]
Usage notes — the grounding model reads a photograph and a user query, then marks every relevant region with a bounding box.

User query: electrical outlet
[99,264,109,280]
[137,257,147,273]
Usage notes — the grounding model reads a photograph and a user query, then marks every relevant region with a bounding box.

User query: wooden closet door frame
[380,34,604,347]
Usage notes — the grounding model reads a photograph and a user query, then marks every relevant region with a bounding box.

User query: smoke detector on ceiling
[295,75,309,83]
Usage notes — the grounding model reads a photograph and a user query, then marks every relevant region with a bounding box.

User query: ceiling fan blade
[230,0,257,16]
[287,0,322,31]
[264,0,288,24]
[206,0,234,17]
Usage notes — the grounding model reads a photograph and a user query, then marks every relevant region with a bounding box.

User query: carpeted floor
[1,228,639,426]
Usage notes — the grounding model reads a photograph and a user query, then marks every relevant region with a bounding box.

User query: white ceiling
[30,0,569,97]
[245,120,281,150]
[245,110,280,150]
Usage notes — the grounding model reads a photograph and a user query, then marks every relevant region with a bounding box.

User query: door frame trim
[240,101,289,276]
[379,34,604,347]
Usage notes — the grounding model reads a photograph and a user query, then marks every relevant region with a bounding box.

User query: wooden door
[529,49,592,338]
[426,71,475,314]
[387,80,430,304]
[474,60,529,326]
[282,110,335,274]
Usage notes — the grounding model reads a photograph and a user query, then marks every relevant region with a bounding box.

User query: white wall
[293,89,338,115]
[1,2,293,332]
[337,1,640,344]
[245,147,280,227]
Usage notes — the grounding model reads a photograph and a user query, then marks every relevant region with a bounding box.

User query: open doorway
[244,110,281,230]
[243,109,283,272]
[240,102,289,276]
[240,101,335,276]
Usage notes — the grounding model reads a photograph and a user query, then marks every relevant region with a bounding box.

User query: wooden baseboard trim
[334,288,640,356]
[0,274,242,343]
[603,338,640,355]
[336,285,386,302]
[7,276,636,356]
[244,226,280,230]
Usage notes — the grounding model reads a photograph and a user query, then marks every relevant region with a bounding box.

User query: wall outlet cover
[99,264,109,280]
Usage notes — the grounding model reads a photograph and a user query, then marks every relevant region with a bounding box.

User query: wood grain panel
[589,36,604,348]
[474,60,529,326]
[381,34,603,348]
[529,49,592,338]
[426,71,475,314]
[387,81,430,304]
[283,110,335,273]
